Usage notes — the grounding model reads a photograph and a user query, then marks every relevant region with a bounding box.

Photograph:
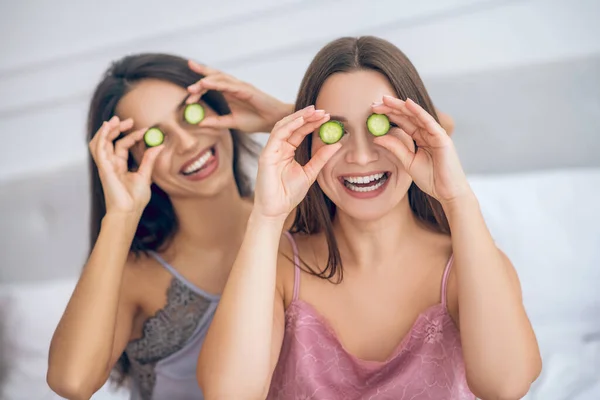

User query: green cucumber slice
[319,120,344,144]
[144,127,164,147]
[367,113,390,136]
[184,103,205,124]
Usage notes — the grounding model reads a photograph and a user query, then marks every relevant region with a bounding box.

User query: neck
[169,180,252,253]
[332,195,423,272]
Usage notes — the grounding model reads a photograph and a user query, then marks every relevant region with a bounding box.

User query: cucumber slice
[184,103,205,124]
[319,120,344,144]
[367,113,390,137]
[144,127,164,147]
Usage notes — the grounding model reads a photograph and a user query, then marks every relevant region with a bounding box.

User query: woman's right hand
[253,106,342,221]
[89,116,164,216]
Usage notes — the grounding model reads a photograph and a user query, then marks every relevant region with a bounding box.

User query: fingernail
[383,95,395,100]
[372,101,383,106]
[305,105,315,111]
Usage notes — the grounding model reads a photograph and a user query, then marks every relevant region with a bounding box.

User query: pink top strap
[283,231,301,301]
[441,254,454,307]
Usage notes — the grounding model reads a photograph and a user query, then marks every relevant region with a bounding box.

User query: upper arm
[263,238,295,395]
[105,261,139,377]
[266,285,286,384]
[448,248,523,325]
[498,249,523,301]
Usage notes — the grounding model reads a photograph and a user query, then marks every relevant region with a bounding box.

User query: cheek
[220,131,235,158]
[148,152,172,182]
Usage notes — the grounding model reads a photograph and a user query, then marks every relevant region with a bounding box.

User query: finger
[373,134,416,172]
[382,95,416,117]
[288,113,330,148]
[137,145,165,181]
[194,78,251,101]
[272,115,307,142]
[118,118,134,133]
[304,109,326,122]
[390,114,420,136]
[198,114,236,129]
[273,106,316,131]
[188,59,221,76]
[114,127,148,159]
[185,91,208,105]
[381,96,427,130]
[94,122,116,169]
[103,116,127,158]
[303,142,342,184]
[370,104,419,135]
[370,103,398,115]
[404,98,447,137]
[90,121,109,163]
[186,84,209,104]
[105,116,124,142]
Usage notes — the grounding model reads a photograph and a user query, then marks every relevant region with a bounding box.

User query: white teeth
[183,149,213,174]
[343,172,385,184]
[344,173,388,193]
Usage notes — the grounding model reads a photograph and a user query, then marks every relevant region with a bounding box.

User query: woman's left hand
[372,96,471,205]
[186,60,293,134]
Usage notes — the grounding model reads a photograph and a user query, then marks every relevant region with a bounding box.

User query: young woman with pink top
[197,36,542,400]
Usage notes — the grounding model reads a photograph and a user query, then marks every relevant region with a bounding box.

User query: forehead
[315,70,397,114]
[116,79,187,126]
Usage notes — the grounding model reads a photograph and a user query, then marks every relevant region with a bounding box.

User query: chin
[335,203,396,222]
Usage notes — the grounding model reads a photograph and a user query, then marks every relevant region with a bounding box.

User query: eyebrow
[146,93,192,128]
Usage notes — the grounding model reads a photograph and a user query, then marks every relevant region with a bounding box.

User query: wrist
[248,210,288,230]
[102,211,141,232]
[441,190,480,221]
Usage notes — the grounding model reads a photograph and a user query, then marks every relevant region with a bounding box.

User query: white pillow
[468,168,600,399]
[0,279,130,400]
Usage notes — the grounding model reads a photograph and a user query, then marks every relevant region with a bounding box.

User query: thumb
[138,145,164,182]
[373,135,415,172]
[302,142,342,184]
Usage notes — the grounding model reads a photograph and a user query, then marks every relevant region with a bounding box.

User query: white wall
[0,0,599,183]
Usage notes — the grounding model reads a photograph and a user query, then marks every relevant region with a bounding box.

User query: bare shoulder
[120,251,165,302]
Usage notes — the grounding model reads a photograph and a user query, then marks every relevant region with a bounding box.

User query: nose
[170,126,198,155]
[344,128,379,166]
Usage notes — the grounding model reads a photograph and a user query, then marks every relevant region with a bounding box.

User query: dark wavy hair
[291,36,450,282]
[86,53,259,385]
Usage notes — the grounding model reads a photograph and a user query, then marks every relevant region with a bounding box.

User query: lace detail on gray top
[125,277,212,399]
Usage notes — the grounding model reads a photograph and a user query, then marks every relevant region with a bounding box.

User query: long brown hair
[86,53,258,384]
[291,36,450,282]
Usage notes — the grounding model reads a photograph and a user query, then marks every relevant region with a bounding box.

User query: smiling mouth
[341,172,390,192]
[181,146,216,176]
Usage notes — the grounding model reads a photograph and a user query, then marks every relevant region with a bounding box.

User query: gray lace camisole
[124,251,219,400]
